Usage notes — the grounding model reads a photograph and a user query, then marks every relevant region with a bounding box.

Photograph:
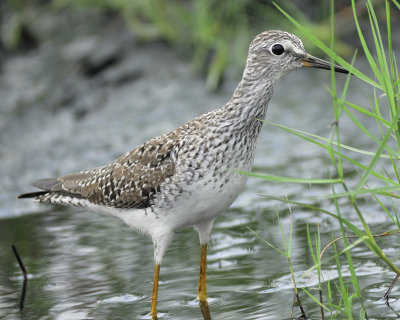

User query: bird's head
[244,30,348,83]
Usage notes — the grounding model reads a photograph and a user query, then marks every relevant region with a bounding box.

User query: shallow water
[1,206,400,319]
[1,8,400,320]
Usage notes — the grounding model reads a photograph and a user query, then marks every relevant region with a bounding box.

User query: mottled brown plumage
[25,135,176,208]
[61,135,176,208]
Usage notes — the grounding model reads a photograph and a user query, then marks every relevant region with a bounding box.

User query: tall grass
[249,0,400,318]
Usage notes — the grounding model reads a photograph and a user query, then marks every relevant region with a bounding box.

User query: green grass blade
[392,0,400,10]
[342,100,391,127]
[302,287,331,311]
[234,170,342,184]
[306,185,400,201]
[356,109,400,190]
[263,120,395,158]
[262,121,397,185]
[247,227,287,256]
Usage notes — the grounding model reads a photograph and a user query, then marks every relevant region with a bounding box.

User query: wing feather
[22,135,177,209]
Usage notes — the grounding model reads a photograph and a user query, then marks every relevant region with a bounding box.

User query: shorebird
[18,30,348,317]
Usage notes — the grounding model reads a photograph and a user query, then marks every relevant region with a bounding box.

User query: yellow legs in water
[198,244,211,320]
[149,244,211,319]
[198,244,208,301]
[150,264,160,319]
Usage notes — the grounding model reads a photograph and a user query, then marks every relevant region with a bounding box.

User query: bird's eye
[271,44,285,55]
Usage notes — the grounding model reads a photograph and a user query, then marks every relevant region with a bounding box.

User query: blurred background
[0,0,384,90]
[1,1,400,319]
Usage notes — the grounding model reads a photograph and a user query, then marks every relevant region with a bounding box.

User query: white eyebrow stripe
[284,41,303,55]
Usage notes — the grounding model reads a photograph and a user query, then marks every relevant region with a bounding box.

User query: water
[1,208,399,319]
[1,8,400,320]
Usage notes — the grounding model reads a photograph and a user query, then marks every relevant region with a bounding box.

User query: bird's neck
[218,77,273,130]
[235,76,273,117]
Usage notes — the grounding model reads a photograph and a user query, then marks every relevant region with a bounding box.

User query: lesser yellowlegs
[18,30,348,317]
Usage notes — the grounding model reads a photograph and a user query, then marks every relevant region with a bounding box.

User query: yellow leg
[150,264,160,318]
[199,299,212,320]
[198,244,208,301]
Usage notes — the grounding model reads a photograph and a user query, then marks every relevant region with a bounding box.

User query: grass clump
[247,0,400,318]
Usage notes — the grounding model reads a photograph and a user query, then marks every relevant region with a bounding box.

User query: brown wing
[27,136,177,209]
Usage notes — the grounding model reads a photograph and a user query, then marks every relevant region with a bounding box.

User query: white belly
[163,170,248,230]
[92,169,248,239]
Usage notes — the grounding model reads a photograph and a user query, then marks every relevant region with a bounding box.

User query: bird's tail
[17,191,48,199]
[17,178,61,199]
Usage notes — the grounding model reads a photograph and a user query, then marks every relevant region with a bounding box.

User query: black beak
[300,54,348,74]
